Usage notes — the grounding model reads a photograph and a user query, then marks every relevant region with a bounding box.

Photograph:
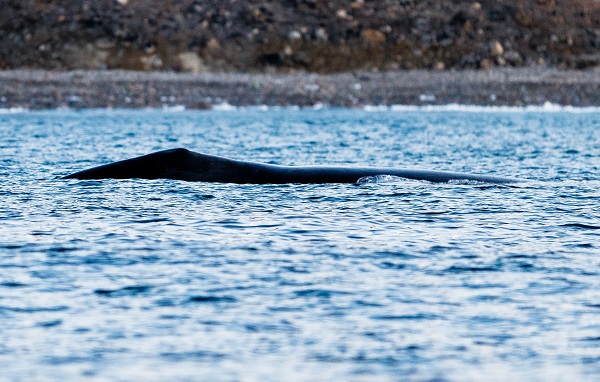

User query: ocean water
[0,107,599,381]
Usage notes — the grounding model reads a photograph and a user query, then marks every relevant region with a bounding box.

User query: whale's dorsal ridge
[63,148,521,184]
[163,147,191,155]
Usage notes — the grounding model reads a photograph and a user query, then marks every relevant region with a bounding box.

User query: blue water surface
[0,107,599,381]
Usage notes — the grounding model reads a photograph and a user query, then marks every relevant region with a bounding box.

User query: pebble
[314,28,328,41]
[480,58,493,70]
[288,30,302,41]
[490,40,504,56]
[336,9,348,19]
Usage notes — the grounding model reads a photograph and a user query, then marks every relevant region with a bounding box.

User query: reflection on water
[0,108,599,380]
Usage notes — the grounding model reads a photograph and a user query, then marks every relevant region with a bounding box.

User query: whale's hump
[63,148,196,180]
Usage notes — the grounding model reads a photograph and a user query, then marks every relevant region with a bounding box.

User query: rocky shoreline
[3,1,600,109]
[3,1,600,73]
[1,69,600,109]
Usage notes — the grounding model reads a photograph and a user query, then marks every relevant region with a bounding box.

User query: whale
[63,148,520,184]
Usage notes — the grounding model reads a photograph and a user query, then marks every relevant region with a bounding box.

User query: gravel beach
[1,68,599,109]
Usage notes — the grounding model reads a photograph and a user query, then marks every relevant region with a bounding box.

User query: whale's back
[63,148,521,184]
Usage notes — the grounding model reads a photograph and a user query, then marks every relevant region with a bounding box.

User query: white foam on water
[160,104,186,111]
[373,101,600,113]
[356,174,415,185]
[211,102,237,111]
[4,102,600,113]
[0,107,29,113]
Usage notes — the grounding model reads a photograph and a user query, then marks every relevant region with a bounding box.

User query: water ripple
[1,109,599,381]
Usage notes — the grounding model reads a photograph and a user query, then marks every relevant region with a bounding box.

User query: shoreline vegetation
[1,68,599,109]
[2,1,600,109]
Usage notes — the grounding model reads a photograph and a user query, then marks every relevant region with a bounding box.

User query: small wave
[160,351,226,361]
[1,305,69,313]
[561,223,600,230]
[577,336,600,342]
[36,319,63,328]
[294,289,351,298]
[128,217,170,224]
[0,282,27,288]
[445,265,500,273]
[370,313,441,321]
[94,285,153,297]
[377,261,407,270]
[187,295,237,303]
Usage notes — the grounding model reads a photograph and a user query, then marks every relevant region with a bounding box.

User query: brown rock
[434,61,445,70]
[490,40,504,56]
[463,19,472,33]
[177,52,206,73]
[206,38,220,49]
[140,54,163,70]
[350,1,363,10]
[479,58,493,69]
[336,9,348,19]
[361,29,386,46]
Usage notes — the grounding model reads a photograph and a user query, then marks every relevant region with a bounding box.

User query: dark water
[1,107,599,381]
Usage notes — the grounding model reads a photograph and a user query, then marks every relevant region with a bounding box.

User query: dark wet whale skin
[63,148,521,184]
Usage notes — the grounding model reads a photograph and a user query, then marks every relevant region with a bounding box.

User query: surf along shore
[1,68,600,110]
